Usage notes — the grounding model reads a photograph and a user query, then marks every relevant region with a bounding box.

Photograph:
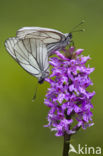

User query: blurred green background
[0,0,103,156]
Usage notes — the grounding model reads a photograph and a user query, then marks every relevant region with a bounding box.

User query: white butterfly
[5,37,49,83]
[5,27,72,83]
[16,27,72,56]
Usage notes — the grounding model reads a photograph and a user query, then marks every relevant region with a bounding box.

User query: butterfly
[16,27,73,56]
[5,27,73,83]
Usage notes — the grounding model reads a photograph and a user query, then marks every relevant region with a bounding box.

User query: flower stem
[63,133,71,156]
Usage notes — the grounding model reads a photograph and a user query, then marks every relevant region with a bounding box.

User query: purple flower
[44,47,95,136]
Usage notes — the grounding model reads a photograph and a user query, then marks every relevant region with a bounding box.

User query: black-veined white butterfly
[16,27,73,56]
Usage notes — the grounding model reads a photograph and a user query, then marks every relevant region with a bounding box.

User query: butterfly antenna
[70,20,85,32]
[71,29,85,33]
[32,83,38,102]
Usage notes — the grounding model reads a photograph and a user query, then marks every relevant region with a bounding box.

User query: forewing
[5,38,49,79]
[16,27,65,44]
[5,37,18,59]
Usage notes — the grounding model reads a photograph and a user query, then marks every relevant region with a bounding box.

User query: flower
[44,47,95,136]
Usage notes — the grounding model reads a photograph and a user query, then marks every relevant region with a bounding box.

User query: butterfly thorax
[47,33,72,56]
[38,71,49,84]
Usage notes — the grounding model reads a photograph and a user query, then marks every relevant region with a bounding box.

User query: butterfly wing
[16,27,66,56]
[4,37,18,59]
[16,27,64,40]
[5,37,49,82]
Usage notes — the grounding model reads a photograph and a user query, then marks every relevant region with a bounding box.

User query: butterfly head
[38,78,44,84]
[64,33,72,45]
